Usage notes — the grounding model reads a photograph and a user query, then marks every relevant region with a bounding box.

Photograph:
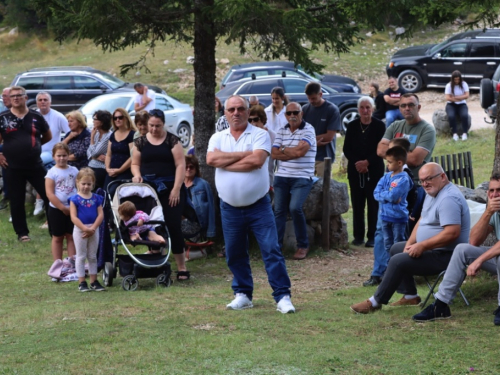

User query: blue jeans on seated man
[273,176,314,249]
[385,109,404,128]
[220,194,292,303]
[381,220,407,255]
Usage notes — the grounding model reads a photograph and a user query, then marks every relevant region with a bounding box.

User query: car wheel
[398,70,423,93]
[177,123,192,148]
[480,78,494,109]
[340,107,359,136]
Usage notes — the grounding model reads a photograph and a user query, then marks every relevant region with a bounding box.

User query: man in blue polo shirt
[272,102,317,260]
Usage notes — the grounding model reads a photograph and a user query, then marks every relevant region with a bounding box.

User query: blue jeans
[220,194,291,302]
[381,221,407,254]
[385,109,404,128]
[273,176,313,249]
[445,103,469,134]
[371,210,389,277]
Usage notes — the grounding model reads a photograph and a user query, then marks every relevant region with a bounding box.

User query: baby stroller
[102,180,172,291]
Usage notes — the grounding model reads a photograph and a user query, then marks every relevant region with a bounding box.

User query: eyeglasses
[399,103,417,109]
[285,110,301,116]
[248,117,260,123]
[9,94,24,99]
[186,165,195,170]
[226,106,247,113]
[418,173,442,186]
[113,115,124,121]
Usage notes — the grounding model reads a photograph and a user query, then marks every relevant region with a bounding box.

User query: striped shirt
[87,130,111,169]
[273,121,316,178]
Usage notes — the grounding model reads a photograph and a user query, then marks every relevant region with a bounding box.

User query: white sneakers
[462,133,468,141]
[452,133,459,141]
[277,295,295,314]
[226,293,296,313]
[33,199,44,216]
[226,293,253,310]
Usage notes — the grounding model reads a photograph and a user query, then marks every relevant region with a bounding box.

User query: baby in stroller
[118,201,165,244]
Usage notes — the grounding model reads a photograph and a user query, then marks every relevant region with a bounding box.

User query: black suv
[221,61,361,93]
[386,29,500,93]
[216,76,362,134]
[11,67,165,113]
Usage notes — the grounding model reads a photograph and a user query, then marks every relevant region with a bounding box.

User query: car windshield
[91,72,126,89]
[428,39,452,55]
[80,96,131,114]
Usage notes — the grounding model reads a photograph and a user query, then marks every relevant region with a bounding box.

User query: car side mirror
[433,53,442,60]
[100,85,108,92]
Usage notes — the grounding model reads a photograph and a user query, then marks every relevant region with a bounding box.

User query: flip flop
[18,235,31,242]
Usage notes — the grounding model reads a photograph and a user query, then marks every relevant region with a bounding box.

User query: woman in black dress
[131,109,189,280]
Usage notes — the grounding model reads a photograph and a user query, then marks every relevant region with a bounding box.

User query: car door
[43,76,75,113]
[282,78,310,105]
[73,76,108,108]
[463,41,499,87]
[155,96,177,132]
[426,42,469,87]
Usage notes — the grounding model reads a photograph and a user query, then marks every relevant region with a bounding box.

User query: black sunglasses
[248,117,260,123]
[285,110,301,116]
[113,115,124,121]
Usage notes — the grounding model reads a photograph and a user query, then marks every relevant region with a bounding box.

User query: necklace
[360,122,370,133]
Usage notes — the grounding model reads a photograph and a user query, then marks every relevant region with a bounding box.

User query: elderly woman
[343,96,385,247]
[104,108,136,194]
[184,155,215,239]
[445,70,470,141]
[249,105,276,188]
[134,110,150,139]
[131,109,189,280]
[87,110,112,190]
[264,86,289,132]
[62,111,91,170]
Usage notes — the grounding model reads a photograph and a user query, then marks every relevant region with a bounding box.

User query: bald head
[419,162,448,197]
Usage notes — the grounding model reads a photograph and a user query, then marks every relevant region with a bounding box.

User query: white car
[80,92,194,148]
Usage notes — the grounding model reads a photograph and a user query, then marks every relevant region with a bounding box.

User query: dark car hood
[391,44,435,59]
[321,75,357,85]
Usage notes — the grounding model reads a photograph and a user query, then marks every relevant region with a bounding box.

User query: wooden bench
[431,151,474,189]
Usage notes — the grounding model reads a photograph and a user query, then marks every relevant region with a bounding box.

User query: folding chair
[420,270,470,309]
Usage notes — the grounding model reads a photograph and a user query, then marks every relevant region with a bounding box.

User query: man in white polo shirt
[207,95,295,314]
[133,83,156,112]
[271,102,316,260]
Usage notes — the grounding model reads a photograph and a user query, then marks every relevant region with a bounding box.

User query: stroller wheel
[156,273,172,288]
[122,275,139,291]
[103,262,114,287]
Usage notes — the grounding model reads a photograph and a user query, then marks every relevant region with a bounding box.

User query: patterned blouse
[63,129,91,170]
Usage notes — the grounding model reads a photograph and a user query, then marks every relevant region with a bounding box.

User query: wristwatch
[280,145,286,154]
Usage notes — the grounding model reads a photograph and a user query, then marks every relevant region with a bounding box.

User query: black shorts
[48,206,74,237]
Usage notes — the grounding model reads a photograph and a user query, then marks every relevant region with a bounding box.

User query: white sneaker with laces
[226,293,253,310]
[277,295,295,314]
[462,133,468,141]
[452,133,459,141]
[33,199,44,216]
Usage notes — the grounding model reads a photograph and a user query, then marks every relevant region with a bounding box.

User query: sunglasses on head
[285,110,301,116]
[149,109,164,117]
[113,115,124,121]
[248,117,260,123]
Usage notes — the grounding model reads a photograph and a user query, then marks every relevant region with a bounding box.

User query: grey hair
[224,95,249,110]
[357,96,374,109]
[36,91,52,102]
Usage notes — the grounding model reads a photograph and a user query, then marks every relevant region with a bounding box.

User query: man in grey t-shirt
[350,163,470,314]
[302,82,341,177]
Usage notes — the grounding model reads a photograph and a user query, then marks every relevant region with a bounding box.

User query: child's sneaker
[79,281,90,292]
[90,281,106,292]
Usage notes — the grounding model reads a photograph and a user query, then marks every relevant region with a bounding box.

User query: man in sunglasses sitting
[271,103,317,260]
[350,162,470,314]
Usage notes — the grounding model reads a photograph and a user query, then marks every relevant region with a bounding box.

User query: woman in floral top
[62,111,91,170]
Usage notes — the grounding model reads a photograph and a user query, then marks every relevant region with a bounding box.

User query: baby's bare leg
[147,230,165,243]
[130,233,141,241]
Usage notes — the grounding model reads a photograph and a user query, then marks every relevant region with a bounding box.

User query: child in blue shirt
[374,146,413,254]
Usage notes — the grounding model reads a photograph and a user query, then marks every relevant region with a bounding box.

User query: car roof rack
[27,66,94,72]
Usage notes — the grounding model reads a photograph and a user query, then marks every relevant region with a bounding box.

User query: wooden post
[322,157,332,251]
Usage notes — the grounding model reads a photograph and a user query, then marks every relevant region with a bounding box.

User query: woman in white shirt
[264,86,289,132]
[445,70,470,141]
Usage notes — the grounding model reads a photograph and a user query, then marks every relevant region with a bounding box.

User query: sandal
[176,270,191,281]
[18,235,31,242]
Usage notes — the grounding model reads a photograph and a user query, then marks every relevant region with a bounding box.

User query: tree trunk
[193,0,216,190]
[494,94,500,175]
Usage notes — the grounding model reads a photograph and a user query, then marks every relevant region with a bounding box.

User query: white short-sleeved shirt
[134,89,156,112]
[39,109,70,153]
[445,81,469,105]
[208,124,271,207]
[45,165,79,207]
[264,105,287,133]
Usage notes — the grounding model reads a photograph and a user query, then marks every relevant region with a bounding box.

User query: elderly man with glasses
[271,102,317,260]
[350,162,470,314]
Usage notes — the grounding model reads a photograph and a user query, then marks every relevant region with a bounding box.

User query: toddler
[118,201,165,243]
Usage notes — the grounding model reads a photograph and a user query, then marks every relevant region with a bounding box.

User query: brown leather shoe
[390,296,422,306]
[350,299,381,314]
[293,247,309,260]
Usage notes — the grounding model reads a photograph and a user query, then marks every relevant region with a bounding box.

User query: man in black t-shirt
[384,77,406,127]
[0,86,52,241]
